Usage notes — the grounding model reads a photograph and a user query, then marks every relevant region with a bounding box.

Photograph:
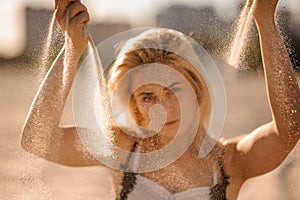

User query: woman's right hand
[55,0,90,60]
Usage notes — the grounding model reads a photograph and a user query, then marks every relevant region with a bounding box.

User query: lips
[165,120,179,126]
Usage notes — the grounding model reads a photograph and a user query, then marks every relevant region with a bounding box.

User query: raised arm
[21,0,98,166]
[224,0,300,181]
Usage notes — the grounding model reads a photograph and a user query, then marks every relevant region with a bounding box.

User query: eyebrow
[138,82,181,96]
[139,92,153,96]
[168,82,181,88]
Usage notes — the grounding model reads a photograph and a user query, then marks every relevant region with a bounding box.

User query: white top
[124,146,217,200]
[127,175,213,200]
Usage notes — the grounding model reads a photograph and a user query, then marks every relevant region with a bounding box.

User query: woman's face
[132,83,181,138]
[129,64,199,144]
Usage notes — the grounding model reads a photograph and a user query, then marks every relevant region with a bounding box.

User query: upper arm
[224,121,298,181]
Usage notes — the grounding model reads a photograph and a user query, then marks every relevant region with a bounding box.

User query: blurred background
[0,0,300,199]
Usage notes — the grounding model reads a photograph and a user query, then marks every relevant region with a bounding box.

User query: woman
[21,0,300,199]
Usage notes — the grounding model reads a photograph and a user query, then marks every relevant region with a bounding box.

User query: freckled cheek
[132,98,182,125]
[174,102,181,119]
[139,105,152,119]
[165,98,181,117]
[131,103,153,126]
[182,95,199,118]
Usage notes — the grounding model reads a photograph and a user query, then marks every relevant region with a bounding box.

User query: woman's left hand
[55,0,90,61]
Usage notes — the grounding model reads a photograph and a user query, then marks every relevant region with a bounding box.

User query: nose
[157,96,175,113]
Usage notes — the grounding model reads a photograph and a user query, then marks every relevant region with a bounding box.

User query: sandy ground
[0,60,300,200]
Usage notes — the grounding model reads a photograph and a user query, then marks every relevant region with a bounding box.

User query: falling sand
[228,3,254,70]
[24,4,117,167]
[10,2,300,199]
[63,8,115,145]
[39,10,59,80]
[35,2,260,169]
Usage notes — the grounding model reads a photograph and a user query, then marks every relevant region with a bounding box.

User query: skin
[21,0,300,199]
[129,65,198,147]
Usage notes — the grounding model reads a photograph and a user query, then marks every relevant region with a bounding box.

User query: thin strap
[120,141,138,170]
[212,164,218,186]
[132,146,141,172]
[117,141,139,200]
[209,155,229,200]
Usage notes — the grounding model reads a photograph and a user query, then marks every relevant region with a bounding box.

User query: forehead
[129,63,187,91]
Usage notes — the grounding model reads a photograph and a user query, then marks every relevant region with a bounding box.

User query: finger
[69,11,90,29]
[68,1,87,20]
[246,0,254,7]
[55,0,77,22]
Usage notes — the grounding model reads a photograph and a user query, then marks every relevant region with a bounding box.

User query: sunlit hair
[107,28,211,135]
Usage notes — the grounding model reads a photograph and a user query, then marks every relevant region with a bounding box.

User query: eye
[143,93,155,102]
[171,87,181,93]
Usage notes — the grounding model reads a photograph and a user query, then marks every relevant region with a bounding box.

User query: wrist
[250,2,277,23]
[65,40,84,64]
[254,15,276,32]
[63,26,89,63]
